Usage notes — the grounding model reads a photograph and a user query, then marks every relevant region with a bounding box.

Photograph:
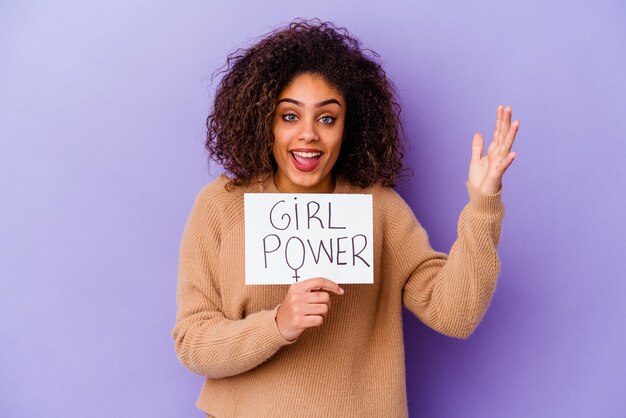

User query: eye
[319,116,336,125]
[282,113,298,122]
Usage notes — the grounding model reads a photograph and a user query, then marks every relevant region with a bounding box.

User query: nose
[299,118,319,143]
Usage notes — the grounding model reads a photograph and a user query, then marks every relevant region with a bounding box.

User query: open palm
[468,105,520,195]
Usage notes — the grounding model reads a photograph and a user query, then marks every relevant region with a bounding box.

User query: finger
[306,290,331,304]
[303,290,331,308]
[500,106,512,144]
[503,120,520,151]
[298,277,344,295]
[495,105,503,137]
[499,151,517,172]
[471,133,484,162]
[302,315,324,328]
[493,105,504,146]
[303,302,329,317]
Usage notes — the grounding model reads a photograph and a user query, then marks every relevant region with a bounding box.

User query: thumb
[471,133,484,162]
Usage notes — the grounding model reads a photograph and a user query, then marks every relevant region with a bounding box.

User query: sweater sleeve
[171,189,293,379]
[386,181,505,339]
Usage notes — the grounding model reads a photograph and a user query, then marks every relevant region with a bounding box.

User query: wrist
[477,179,501,195]
[274,305,298,342]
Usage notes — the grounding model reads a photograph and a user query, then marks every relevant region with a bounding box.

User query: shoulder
[194,175,238,208]
[194,174,269,208]
[187,175,247,230]
[190,174,275,233]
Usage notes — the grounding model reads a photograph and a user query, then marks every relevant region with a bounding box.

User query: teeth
[292,151,321,158]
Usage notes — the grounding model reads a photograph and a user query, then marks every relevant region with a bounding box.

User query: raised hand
[468,105,520,195]
[275,277,344,341]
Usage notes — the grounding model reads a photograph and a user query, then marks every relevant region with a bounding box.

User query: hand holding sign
[276,277,345,341]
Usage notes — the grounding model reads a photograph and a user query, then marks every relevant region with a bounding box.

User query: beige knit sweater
[172,174,505,417]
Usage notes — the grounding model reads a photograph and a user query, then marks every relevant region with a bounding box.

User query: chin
[286,170,332,192]
[291,175,323,189]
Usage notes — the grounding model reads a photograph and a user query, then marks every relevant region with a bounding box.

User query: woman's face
[272,73,345,193]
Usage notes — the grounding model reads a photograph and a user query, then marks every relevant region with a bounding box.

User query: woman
[172,19,519,417]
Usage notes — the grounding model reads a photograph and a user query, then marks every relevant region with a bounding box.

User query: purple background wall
[1,1,625,417]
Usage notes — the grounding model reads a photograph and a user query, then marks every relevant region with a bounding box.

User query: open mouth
[290,150,322,172]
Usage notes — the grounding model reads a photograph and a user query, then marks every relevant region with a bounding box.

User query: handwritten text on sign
[244,193,373,285]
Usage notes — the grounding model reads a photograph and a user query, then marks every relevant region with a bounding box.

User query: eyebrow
[276,98,342,108]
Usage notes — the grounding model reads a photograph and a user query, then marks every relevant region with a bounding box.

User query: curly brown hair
[206,19,405,188]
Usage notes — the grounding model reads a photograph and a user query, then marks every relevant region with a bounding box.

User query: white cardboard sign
[244,193,373,285]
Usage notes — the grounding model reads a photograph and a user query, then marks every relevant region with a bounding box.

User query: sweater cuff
[466,181,504,214]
